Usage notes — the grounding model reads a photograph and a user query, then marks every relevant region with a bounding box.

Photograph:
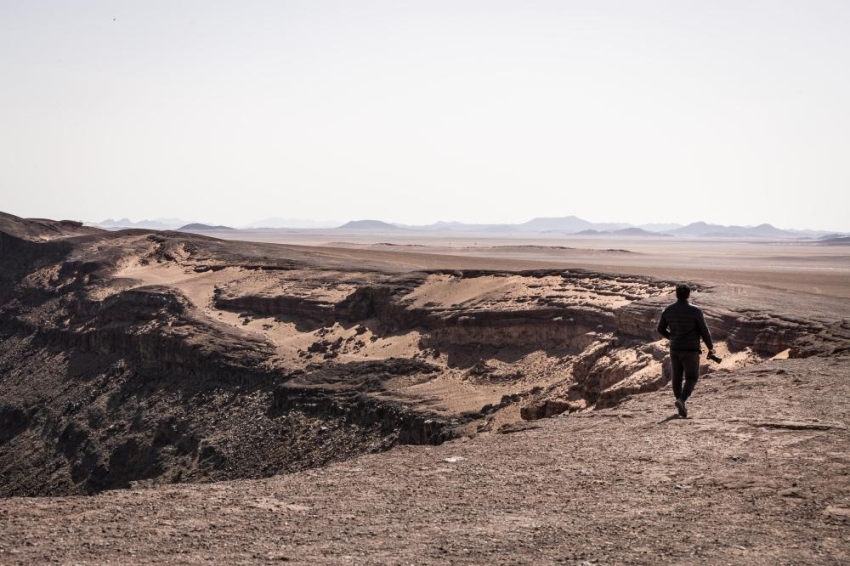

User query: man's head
[676,284,691,301]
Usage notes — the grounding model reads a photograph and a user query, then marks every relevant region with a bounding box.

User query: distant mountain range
[92,215,846,239]
[336,217,843,239]
[517,216,631,233]
[666,222,793,239]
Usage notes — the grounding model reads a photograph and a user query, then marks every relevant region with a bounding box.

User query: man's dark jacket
[657,299,713,352]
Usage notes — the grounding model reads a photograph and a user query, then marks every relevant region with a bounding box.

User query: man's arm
[657,312,670,339]
[696,309,714,351]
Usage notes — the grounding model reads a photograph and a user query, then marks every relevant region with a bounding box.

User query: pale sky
[1,1,848,230]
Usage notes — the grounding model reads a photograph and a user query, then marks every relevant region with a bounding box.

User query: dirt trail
[2,357,848,565]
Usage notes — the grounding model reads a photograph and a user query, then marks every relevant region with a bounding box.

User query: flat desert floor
[197,228,850,298]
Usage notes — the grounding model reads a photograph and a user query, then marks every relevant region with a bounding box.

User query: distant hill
[666,221,725,237]
[177,223,234,232]
[573,229,610,236]
[742,223,796,238]
[667,222,797,239]
[517,216,629,233]
[337,220,402,230]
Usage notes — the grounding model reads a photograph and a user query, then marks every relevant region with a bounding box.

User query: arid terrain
[1,212,849,564]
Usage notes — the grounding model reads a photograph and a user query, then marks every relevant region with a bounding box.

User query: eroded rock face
[41,286,274,381]
[422,309,609,350]
[1,212,848,496]
[617,297,847,358]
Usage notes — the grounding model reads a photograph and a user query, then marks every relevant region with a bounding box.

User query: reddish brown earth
[1,212,849,564]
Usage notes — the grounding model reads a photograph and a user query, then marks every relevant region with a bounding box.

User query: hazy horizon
[74,214,842,235]
[6,210,845,234]
[2,1,849,232]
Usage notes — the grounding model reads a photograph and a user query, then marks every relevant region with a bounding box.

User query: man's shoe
[675,398,688,418]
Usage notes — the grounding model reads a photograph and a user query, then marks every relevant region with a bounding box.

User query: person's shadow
[658,414,685,424]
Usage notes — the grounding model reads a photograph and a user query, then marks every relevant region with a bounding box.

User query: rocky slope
[2,356,849,564]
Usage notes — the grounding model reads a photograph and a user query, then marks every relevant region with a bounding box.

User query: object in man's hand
[707,353,722,363]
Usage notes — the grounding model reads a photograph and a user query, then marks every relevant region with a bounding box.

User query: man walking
[657,284,715,418]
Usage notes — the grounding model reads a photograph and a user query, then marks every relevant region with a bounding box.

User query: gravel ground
[2,356,849,565]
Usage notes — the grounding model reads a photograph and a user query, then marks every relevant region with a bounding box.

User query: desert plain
[1,212,849,565]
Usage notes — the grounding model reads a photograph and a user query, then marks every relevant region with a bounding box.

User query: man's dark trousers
[670,350,700,402]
